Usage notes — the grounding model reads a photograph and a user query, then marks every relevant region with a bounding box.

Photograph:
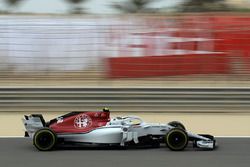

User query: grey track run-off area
[0,138,249,167]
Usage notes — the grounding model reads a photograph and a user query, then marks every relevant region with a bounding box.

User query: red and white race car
[23,108,216,151]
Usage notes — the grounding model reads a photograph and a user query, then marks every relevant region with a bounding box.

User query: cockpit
[109,116,143,126]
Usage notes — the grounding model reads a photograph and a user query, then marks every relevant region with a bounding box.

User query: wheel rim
[167,130,188,150]
[34,130,55,150]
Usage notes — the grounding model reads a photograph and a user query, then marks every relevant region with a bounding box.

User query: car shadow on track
[52,143,217,152]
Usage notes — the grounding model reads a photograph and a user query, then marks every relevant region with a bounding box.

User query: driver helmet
[103,107,110,112]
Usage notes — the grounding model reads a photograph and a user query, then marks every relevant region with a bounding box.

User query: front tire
[165,128,188,151]
[168,121,186,130]
[33,128,57,151]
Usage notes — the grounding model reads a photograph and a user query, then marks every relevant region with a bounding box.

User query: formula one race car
[22,108,216,151]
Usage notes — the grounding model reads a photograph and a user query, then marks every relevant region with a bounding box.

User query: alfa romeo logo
[74,114,92,129]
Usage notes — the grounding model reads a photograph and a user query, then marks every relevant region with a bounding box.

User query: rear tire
[165,128,188,151]
[33,128,57,151]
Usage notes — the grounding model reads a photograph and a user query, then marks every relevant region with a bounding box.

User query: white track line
[216,136,250,138]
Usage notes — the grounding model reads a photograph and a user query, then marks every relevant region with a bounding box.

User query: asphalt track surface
[0,138,249,167]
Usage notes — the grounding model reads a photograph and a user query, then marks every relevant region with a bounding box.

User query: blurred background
[0,0,250,136]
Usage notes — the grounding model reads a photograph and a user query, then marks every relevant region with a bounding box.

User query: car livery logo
[74,114,92,129]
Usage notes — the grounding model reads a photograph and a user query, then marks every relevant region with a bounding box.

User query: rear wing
[22,114,46,137]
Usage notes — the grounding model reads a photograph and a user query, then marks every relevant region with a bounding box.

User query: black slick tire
[33,128,57,151]
[165,128,188,151]
[168,121,186,130]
